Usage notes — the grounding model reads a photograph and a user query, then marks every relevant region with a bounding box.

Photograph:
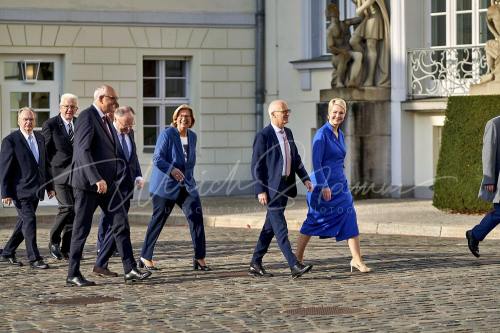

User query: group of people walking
[17,82,489,286]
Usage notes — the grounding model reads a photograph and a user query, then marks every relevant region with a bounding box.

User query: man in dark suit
[249,99,314,279]
[0,107,55,269]
[93,106,144,277]
[66,85,150,286]
[42,93,78,260]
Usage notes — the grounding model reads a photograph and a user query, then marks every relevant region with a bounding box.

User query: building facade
[0,0,491,203]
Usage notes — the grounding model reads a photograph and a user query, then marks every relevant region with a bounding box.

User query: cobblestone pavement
[0,224,499,332]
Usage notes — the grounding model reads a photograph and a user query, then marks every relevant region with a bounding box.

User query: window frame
[430,0,490,48]
[142,58,190,152]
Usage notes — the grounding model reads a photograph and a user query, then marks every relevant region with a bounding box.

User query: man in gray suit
[466,116,500,257]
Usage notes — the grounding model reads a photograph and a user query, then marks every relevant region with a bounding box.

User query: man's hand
[135,177,145,189]
[258,192,268,206]
[96,180,108,194]
[171,168,185,182]
[321,187,332,201]
[2,197,12,206]
[485,184,496,193]
[304,180,313,192]
[47,190,56,199]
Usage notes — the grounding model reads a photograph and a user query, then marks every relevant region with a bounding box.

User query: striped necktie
[68,122,74,144]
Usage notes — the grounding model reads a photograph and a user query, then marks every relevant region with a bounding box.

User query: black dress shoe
[49,243,63,260]
[30,259,49,269]
[0,254,23,266]
[248,262,273,277]
[466,230,480,258]
[124,268,152,284]
[291,262,313,279]
[61,251,69,260]
[66,275,96,287]
[193,257,212,271]
[93,265,118,277]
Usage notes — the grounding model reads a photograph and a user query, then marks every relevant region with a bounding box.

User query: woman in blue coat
[295,98,371,273]
[138,104,211,271]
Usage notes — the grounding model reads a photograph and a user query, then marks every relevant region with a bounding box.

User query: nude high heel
[350,259,372,273]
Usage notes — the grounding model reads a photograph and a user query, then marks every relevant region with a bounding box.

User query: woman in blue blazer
[138,104,210,271]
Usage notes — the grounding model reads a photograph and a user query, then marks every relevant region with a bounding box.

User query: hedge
[433,95,500,213]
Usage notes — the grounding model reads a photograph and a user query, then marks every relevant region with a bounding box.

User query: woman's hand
[170,168,185,182]
[322,187,332,201]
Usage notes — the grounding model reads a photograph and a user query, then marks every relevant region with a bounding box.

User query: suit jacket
[0,130,54,200]
[115,128,142,195]
[149,126,198,200]
[42,115,76,185]
[70,105,119,192]
[251,124,310,200]
[479,116,500,203]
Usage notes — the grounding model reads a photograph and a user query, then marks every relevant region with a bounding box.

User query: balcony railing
[407,46,487,99]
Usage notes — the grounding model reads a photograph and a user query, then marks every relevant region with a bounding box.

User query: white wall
[265,0,333,194]
[0,16,256,194]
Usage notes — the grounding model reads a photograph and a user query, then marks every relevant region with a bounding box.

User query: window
[429,0,491,79]
[10,91,51,131]
[430,0,492,47]
[143,59,190,151]
[4,62,54,81]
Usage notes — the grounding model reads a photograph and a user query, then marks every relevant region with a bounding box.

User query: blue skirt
[300,182,359,241]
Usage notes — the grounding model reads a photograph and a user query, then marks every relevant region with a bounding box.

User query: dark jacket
[115,128,142,195]
[42,115,76,185]
[0,130,54,200]
[251,124,310,200]
[70,105,119,192]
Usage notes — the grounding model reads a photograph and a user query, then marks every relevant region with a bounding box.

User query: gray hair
[93,85,115,102]
[60,93,78,105]
[18,107,35,120]
[115,105,135,117]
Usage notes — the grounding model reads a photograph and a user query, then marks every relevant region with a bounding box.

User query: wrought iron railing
[407,46,487,99]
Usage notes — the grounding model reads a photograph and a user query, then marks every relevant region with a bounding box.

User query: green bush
[433,95,500,213]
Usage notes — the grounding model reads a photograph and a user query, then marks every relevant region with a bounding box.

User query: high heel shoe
[137,257,159,271]
[350,259,372,273]
[193,257,212,271]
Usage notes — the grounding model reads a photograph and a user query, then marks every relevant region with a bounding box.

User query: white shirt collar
[93,103,106,119]
[59,114,74,127]
[271,123,285,133]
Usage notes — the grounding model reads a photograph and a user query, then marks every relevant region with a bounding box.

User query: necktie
[280,130,291,176]
[121,133,130,161]
[102,116,112,138]
[68,122,74,144]
[28,134,39,164]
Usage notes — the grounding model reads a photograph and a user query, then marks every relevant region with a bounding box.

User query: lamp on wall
[20,60,40,83]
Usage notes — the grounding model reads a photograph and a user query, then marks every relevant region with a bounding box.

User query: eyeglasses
[103,95,119,102]
[60,105,78,110]
[273,109,291,114]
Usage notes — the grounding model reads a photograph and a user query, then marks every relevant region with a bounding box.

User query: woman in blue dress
[295,98,371,273]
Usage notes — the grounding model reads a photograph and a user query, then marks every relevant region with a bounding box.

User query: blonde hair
[328,98,347,113]
[171,104,195,128]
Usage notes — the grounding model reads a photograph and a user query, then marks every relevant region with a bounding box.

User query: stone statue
[481,0,500,83]
[349,0,391,87]
[326,4,363,88]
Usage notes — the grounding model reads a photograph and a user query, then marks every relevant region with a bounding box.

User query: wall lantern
[20,60,40,83]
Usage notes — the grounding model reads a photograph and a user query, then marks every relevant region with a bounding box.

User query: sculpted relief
[327,0,390,89]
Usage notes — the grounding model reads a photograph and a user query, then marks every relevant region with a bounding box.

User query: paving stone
[0,224,500,332]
